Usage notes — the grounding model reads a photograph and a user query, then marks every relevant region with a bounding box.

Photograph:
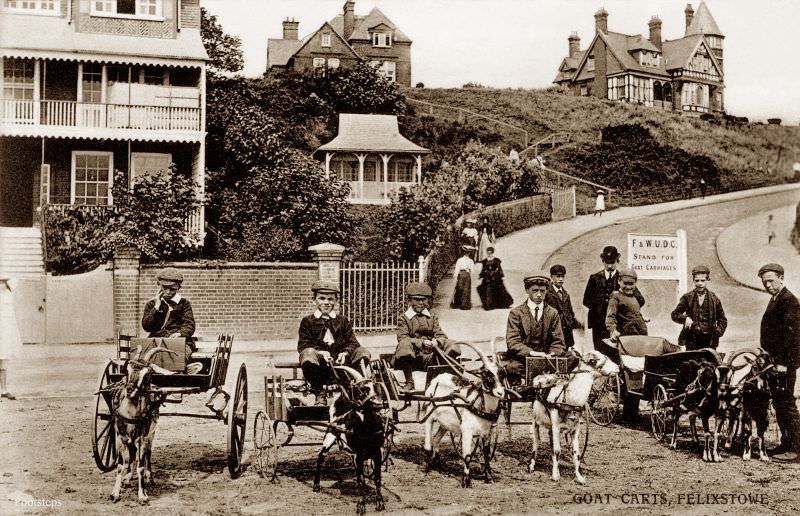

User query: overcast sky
[201,0,800,124]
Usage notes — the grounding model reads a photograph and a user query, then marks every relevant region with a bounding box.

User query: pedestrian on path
[594,189,606,216]
[477,246,513,310]
[451,247,474,310]
[767,214,776,245]
[461,219,479,261]
[0,273,22,400]
[545,264,578,351]
[670,265,727,350]
[477,215,496,261]
[757,263,800,462]
[699,178,707,199]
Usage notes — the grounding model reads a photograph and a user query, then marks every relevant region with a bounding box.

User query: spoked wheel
[577,406,590,461]
[588,374,621,426]
[253,411,278,481]
[227,363,248,478]
[650,384,672,442]
[92,360,119,472]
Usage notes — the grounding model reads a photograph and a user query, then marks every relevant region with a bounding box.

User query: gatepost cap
[757,263,784,277]
[600,246,620,262]
[618,267,638,281]
[406,282,433,298]
[523,272,551,286]
[311,280,340,294]
[155,267,183,283]
[550,264,567,276]
[691,265,711,276]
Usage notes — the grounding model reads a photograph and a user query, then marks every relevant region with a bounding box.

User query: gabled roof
[267,38,304,67]
[291,21,359,60]
[686,1,723,36]
[330,7,411,43]
[571,31,669,81]
[317,114,429,154]
[553,52,585,83]
[662,35,723,78]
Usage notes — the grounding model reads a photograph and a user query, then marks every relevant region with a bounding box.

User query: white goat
[530,350,619,485]
[422,342,505,488]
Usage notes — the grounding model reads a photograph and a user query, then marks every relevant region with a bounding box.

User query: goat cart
[92,334,248,478]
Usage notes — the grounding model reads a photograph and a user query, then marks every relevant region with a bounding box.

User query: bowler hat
[311,280,340,294]
[758,263,784,277]
[619,267,638,281]
[691,265,711,276]
[406,282,433,298]
[156,267,183,283]
[550,264,566,276]
[523,272,550,286]
[600,246,620,262]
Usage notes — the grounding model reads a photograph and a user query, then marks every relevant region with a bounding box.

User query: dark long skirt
[450,270,472,310]
[477,278,513,310]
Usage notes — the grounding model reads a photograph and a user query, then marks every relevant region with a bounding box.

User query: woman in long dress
[477,247,513,310]
[477,216,496,262]
[451,247,474,310]
[0,274,23,400]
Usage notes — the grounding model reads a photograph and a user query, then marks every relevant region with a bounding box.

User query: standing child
[0,274,22,400]
[594,189,606,216]
[606,268,648,340]
[670,265,727,350]
[451,246,474,310]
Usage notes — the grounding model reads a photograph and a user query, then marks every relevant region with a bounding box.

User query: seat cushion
[620,354,645,373]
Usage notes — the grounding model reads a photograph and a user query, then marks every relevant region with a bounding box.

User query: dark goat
[313,366,387,514]
[740,354,776,462]
[670,359,722,461]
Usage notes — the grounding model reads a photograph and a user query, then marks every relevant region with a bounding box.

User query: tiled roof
[329,7,411,42]
[553,52,584,83]
[686,1,723,36]
[317,114,429,154]
[662,34,704,70]
[266,38,304,67]
[0,13,207,65]
[627,34,659,52]
[600,31,669,76]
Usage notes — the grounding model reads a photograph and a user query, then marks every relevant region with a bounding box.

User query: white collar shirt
[405,307,432,319]
[526,299,544,321]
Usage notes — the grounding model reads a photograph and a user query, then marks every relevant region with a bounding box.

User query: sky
[201,0,800,124]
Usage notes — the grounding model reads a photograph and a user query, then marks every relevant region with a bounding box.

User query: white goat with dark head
[109,346,177,504]
[530,350,619,485]
[422,340,506,488]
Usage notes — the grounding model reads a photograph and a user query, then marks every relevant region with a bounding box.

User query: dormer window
[372,32,392,48]
[321,33,331,47]
[639,51,661,68]
[3,0,60,14]
[92,0,162,20]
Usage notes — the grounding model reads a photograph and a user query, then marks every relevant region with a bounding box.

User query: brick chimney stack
[685,3,694,34]
[343,0,355,40]
[282,18,299,40]
[594,8,608,32]
[568,32,581,58]
[648,16,662,50]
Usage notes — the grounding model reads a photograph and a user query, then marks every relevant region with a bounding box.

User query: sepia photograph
[1,0,799,513]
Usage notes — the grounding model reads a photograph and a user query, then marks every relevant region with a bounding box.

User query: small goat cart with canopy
[91,333,248,478]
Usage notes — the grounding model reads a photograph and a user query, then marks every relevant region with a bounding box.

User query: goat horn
[461,341,490,369]
[142,346,179,363]
[333,365,365,384]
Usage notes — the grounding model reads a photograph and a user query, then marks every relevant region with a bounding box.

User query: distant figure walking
[767,214,777,245]
[451,247,474,310]
[594,189,606,216]
[699,178,707,199]
[460,218,479,261]
[477,246,513,310]
[0,273,23,400]
[477,216,495,261]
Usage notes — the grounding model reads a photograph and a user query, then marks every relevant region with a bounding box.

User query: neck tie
[534,306,540,322]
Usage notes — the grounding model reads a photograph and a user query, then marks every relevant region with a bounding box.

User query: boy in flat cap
[142,267,196,344]
[583,246,644,358]
[605,268,648,340]
[545,264,577,351]
[395,282,461,392]
[298,280,372,405]
[505,272,565,382]
[758,263,800,462]
[671,265,727,350]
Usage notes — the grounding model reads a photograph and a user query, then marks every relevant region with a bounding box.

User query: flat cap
[600,246,620,262]
[618,267,638,280]
[406,282,433,297]
[691,265,710,276]
[758,263,784,277]
[524,272,550,286]
[155,267,183,283]
[311,280,340,294]
[550,264,567,276]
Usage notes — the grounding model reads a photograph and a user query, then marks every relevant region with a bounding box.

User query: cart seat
[615,336,680,357]
[620,355,645,373]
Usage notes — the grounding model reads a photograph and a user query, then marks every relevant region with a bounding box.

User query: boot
[401,365,416,393]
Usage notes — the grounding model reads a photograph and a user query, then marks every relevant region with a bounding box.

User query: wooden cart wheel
[92,360,118,472]
[650,384,671,441]
[588,373,621,426]
[227,363,248,478]
[253,411,278,480]
[577,405,590,461]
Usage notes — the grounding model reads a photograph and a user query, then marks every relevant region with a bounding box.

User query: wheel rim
[650,384,669,441]
[92,360,117,472]
[227,363,248,478]
[589,374,621,426]
[578,406,590,461]
[253,411,275,478]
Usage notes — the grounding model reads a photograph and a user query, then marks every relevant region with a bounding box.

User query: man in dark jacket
[142,267,195,343]
[505,272,565,383]
[583,246,644,358]
[758,263,800,462]
[671,265,727,350]
[545,264,577,351]
[298,280,371,405]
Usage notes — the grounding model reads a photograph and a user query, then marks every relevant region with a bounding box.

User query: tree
[200,7,244,75]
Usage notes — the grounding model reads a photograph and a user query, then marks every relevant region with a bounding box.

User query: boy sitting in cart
[394,282,462,393]
[298,280,372,406]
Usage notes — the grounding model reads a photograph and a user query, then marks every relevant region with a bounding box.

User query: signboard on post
[627,230,688,299]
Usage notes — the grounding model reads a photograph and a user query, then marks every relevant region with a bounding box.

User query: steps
[0,227,45,278]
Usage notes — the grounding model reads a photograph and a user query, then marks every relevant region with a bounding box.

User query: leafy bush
[44,205,113,274]
[768,118,782,126]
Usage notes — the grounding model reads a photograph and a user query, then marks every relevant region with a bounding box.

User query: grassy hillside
[405,87,800,198]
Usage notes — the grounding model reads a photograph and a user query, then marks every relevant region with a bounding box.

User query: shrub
[768,118,782,125]
[415,82,425,88]
[44,205,113,275]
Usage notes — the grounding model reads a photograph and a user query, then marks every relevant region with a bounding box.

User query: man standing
[758,263,800,462]
[671,265,727,350]
[505,272,565,382]
[583,246,644,358]
[545,264,576,351]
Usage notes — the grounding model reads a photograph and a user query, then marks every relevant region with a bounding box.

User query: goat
[740,353,776,462]
[422,341,506,488]
[109,346,177,504]
[313,365,387,514]
[529,350,619,485]
[669,359,723,462]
